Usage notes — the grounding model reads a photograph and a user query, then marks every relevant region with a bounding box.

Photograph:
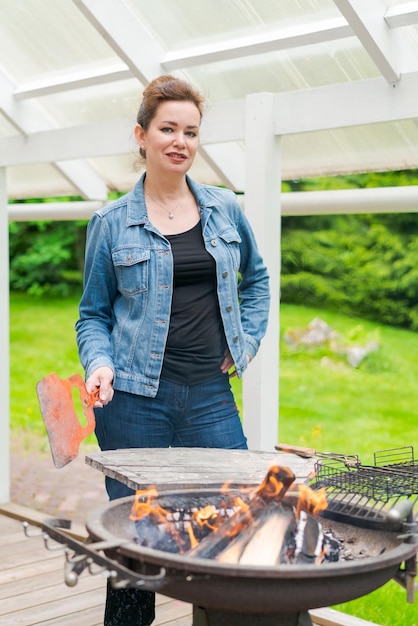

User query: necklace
[145,189,184,219]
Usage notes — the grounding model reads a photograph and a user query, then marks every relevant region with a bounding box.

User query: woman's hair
[136,75,205,159]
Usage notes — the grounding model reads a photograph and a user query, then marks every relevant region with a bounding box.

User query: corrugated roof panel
[31,79,142,128]
[0,0,417,199]
[7,162,77,199]
[0,0,120,84]
[282,120,418,179]
[185,38,380,103]
[125,0,339,49]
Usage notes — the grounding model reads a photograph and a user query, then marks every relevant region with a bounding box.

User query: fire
[296,483,328,518]
[255,465,295,502]
[192,505,222,530]
[129,487,164,521]
[130,486,190,552]
[129,465,331,564]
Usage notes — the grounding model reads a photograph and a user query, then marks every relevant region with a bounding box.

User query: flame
[129,487,164,521]
[128,465,329,563]
[296,483,328,518]
[184,505,219,548]
[192,505,220,530]
[130,486,190,551]
[254,465,295,502]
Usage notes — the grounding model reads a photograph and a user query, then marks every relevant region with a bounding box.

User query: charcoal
[322,531,341,562]
[134,517,187,553]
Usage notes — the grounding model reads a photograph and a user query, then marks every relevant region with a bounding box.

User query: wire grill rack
[309,446,418,529]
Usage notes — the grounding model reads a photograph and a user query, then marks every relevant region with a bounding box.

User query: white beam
[202,72,418,143]
[13,63,132,100]
[2,69,418,167]
[163,18,352,69]
[200,143,246,191]
[281,185,418,215]
[334,0,408,83]
[0,118,133,167]
[243,93,280,451]
[8,186,418,222]
[55,160,108,201]
[72,0,241,189]
[385,1,418,28]
[0,72,52,135]
[8,200,104,221]
[0,71,107,200]
[272,72,418,135]
[73,0,164,83]
[0,167,10,504]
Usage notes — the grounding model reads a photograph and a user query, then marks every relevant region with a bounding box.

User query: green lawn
[277,304,418,465]
[9,293,418,625]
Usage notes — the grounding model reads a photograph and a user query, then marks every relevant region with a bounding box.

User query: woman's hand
[220,349,250,379]
[86,366,114,407]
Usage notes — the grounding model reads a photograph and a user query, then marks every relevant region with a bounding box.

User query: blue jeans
[94,373,247,501]
[96,374,247,626]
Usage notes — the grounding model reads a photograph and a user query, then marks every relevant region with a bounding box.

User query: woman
[76,75,270,626]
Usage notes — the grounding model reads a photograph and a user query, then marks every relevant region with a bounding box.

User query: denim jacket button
[222,271,228,278]
[233,335,239,343]
[211,239,217,246]
[226,305,232,312]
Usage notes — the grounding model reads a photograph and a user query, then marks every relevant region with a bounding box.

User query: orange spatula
[36,373,99,468]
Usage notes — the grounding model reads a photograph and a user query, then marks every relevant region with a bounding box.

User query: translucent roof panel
[31,79,143,129]
[185,38,380,102]
[282,120,418,179]
[7,163,79,199]
[0,0,120,84]
[125,0,340,50]
[1,0,418,200]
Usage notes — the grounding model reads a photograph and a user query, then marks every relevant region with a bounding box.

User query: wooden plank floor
[0,511,192,626]
[0,510,379,626]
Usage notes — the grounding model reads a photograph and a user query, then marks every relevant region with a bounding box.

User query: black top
[160,221,227,385]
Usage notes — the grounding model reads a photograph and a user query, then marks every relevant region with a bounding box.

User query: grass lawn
[9,293,418,625]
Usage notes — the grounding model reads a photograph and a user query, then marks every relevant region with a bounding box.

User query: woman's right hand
[86,366,114,407]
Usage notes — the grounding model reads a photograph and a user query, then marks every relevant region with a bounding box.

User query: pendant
[168,212,175,219]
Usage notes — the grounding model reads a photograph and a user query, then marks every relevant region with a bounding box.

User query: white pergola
[1,0,418,504]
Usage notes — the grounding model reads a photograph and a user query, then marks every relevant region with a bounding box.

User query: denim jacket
[76,174,270,397]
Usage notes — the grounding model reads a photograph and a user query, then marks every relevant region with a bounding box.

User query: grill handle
[275,443,359,467]
[28,518,169,591]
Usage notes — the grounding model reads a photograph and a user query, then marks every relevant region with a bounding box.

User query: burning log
[216,505,296,565]
[129,464,335,567]
[130,487,192,553]
[185,465,296,562]
[295,512,321,564]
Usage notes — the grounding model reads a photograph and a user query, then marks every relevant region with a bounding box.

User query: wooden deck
[0,505,379,626]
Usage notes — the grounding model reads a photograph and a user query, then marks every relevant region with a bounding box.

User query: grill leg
[192,606,313,625]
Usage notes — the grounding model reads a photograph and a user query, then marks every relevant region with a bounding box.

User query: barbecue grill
[29,447,417,626]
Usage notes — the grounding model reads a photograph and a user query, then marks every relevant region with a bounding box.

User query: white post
[242,93,281,451]
[0,167,10,503]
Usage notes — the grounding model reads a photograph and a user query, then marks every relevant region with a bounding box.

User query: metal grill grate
[309,446,418,529]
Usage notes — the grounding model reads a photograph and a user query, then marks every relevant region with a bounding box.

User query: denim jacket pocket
[112,246,150,295]
[217,227,241,270]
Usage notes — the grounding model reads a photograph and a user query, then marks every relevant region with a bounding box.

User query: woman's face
[136,100,200,175]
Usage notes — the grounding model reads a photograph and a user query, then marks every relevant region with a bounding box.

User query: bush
[9,220,86,297]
